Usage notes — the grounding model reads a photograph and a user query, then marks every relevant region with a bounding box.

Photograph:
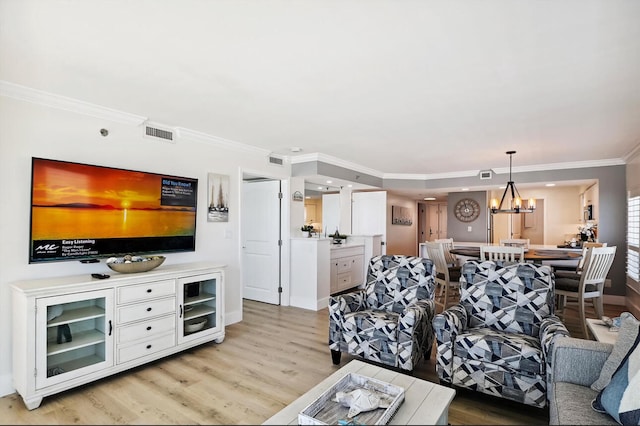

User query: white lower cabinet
[330,245,365,294]
[12,262,225,410]
[178,272,223,344]
[35,289,114,390]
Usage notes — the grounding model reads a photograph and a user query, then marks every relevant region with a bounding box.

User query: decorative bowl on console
[106,255,165,273]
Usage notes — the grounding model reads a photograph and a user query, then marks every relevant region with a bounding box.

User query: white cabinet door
[351,255,364,287]
[177,272,224,344]
[36,289,114,389]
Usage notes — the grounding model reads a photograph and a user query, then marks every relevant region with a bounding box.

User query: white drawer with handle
[117,332,176,364]
[117,279,176,304]
[117,315,176,344]
[117,297,176,324]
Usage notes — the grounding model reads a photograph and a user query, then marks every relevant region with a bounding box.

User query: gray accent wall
[447,191,489,243]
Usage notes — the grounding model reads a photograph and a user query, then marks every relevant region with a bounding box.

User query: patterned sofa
[433,260,570,408]
[329,255,436,371]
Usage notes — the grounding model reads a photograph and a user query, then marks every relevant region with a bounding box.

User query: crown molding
[0,80,147,125]
[293,154,626,184]
[290,152,383,178]
[491,158,626,175]
[623,141,640,162]
[0,80,276,158]
[384,170,480,181]
[176,127,273,157]
[2,80,631,179]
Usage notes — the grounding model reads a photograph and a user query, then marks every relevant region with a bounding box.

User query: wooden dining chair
[424,241,460,311]
[480,245,525,263]
[555,246,616,339]
[555,242,607,276]
[435,238,458,267]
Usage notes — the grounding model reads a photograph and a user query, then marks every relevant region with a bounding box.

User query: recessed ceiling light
[424,197,436,201]
[347,184,353,188]
[461,188,469,191]
[546,183,556,187]
[317,186,323,190]
[326,180,333,184]
[290,147,302,152]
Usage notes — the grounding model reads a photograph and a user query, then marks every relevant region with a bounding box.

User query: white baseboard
[604,294,627,306]
[225,309,242,326]
[289,296,328,312]
[0,373,14,398]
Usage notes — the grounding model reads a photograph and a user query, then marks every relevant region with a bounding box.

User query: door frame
[239,168,290,306]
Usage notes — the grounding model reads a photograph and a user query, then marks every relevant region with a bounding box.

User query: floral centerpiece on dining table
[578,222,597,242]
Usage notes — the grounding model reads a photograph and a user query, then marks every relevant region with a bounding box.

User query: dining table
[449,246,582,264]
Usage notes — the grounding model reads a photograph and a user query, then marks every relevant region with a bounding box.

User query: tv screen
[29,157,198,263]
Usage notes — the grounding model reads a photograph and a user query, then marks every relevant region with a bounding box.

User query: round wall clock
[454,198,481,222]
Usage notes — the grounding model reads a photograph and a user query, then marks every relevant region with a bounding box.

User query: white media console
[11,261,225,410]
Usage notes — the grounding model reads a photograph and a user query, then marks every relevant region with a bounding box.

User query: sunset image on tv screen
[30,158,198,262]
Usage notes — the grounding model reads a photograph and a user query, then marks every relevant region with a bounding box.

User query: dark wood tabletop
[450,246,582,262]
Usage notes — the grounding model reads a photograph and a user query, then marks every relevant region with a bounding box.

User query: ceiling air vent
[479,170,493,180]
[143,124,175,143]
[268,154,284,166]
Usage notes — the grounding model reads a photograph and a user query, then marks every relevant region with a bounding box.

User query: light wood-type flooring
[0,299,626,425]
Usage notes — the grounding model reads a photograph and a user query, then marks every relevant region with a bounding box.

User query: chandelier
[490,151,536,214]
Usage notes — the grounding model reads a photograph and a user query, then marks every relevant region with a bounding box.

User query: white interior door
[352,191,387,254]
[241,180,281,304]
[427,204,440,241]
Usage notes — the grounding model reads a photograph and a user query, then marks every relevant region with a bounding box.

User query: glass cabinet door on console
[35,289,114,389]
[177,272,223,343]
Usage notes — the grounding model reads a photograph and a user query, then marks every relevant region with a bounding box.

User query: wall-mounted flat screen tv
[29,157,198,263]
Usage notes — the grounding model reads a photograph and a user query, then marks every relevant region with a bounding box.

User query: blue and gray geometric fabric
[433,260,570,408]
[592,332,640,424]
[329,255,436,371]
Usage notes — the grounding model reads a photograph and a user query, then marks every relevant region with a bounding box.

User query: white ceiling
[2,1,639,199]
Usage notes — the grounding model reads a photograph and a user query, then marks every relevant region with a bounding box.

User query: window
[628,194,640,282]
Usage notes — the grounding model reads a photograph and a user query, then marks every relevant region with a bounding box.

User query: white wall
[0,96,290,396]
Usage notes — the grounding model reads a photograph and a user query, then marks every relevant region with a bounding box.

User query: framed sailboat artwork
[207,172,230,222]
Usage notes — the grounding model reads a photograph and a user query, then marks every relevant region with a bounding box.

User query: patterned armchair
[433,260,570,408]
[329,255,436,371]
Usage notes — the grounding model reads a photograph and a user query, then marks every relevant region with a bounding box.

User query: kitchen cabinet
[330,245,365,294]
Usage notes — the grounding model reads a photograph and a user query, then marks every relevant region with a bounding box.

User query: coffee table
[262,359,456,425]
